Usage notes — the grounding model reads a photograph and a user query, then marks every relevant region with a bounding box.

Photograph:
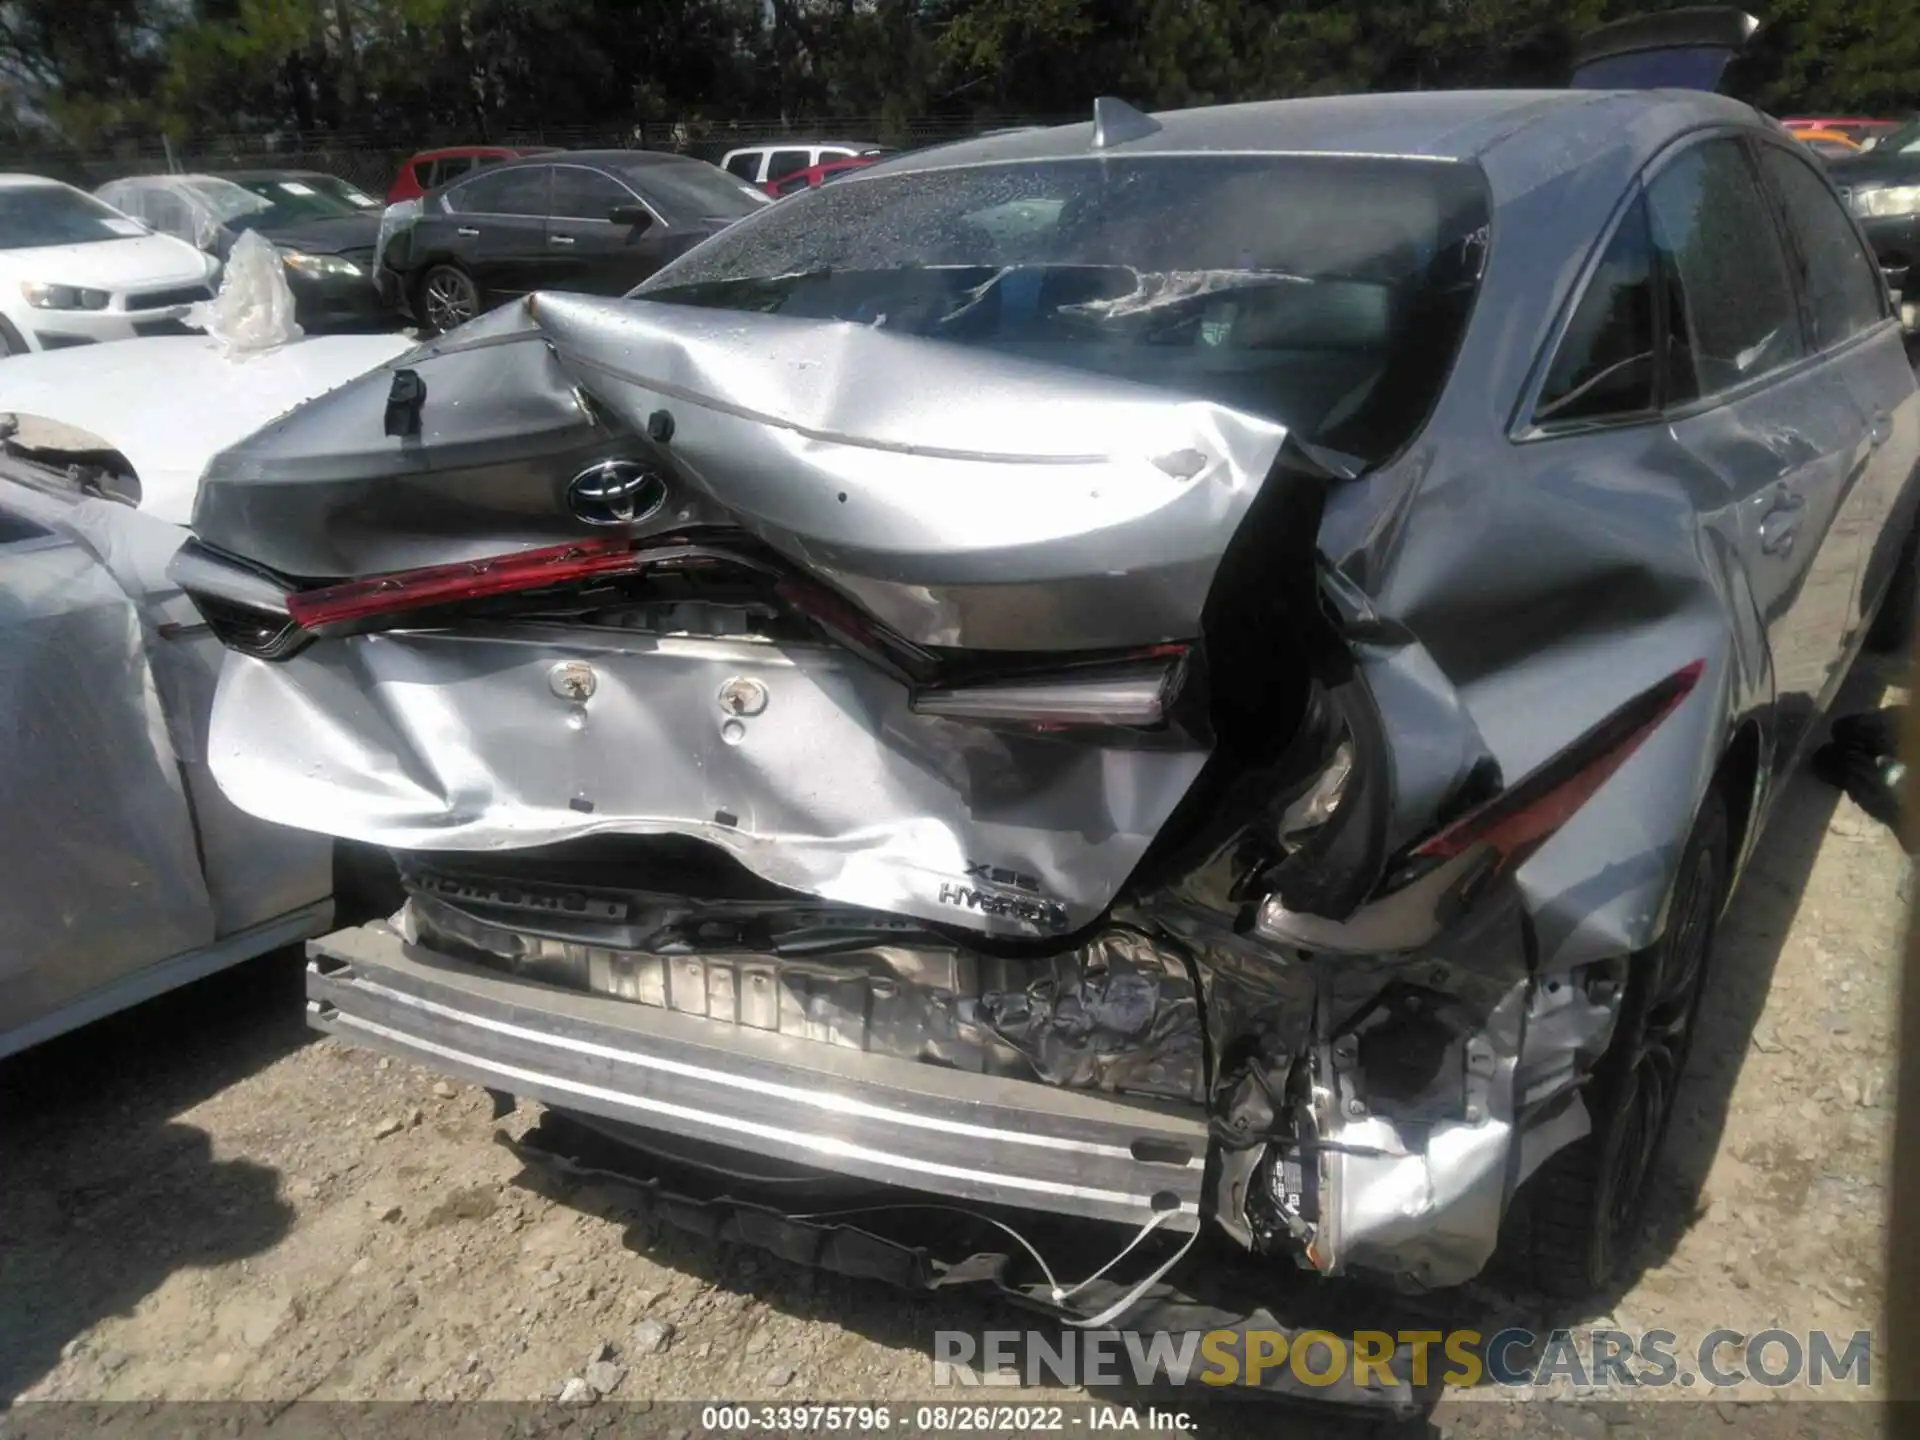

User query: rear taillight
[1256,658,1706,955]
[910,648,1189,731]
[185,535,1196,735]
[1406,658,1706,872]
[285,537,647,628]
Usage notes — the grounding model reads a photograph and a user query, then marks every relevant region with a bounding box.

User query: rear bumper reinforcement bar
[306,923,1209,1228]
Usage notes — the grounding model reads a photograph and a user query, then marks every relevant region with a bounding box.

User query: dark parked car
[376,150,770,333]
[97,170,391,330]
[1827,119,1920,325]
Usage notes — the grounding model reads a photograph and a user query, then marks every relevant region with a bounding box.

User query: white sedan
[0,174,221,356]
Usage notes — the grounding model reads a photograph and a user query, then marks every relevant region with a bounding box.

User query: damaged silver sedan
[172,88,1919,1326]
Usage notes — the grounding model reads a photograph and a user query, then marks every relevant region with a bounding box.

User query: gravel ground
[1,656,1909,1439]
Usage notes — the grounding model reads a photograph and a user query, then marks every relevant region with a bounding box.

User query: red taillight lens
[285,538,647,628]
[1409,658,1706,869]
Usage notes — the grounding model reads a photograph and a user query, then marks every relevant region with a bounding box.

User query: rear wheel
[1518,790,1728,1298]
[1866,522,1918,653]
[333,841,404,924]
[416,264,479,335]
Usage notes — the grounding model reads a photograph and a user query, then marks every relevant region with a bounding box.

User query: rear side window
[1536,195,1658,426]
[1645,138,1805,398]
[446,165,549,216]
[1757,144,1888,347]
[724,153,761,182]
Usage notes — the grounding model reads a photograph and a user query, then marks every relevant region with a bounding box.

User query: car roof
[864,90,1762,195]
[0,174,72,190]
[481,149,716,175]
[425,148,720,198]
[410,144,557,160]
[210,169,340,183]
[723,140,879,153]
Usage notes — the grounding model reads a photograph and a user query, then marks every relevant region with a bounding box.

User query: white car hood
[0,332,412,524]
[0,232,212,293]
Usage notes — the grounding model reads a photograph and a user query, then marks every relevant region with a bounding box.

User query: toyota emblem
[565,459,668,527]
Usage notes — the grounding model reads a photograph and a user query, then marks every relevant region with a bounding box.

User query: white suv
[0,176,221,357]
[718,142,882,190]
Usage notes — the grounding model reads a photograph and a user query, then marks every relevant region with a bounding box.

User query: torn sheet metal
[190,293,1292,652]
[1305,977,1527,1288]
[210,624,1206,938]
[978,926,1204,1101]
[1290,890,1533,1287]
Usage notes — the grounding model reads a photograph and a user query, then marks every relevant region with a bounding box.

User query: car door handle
[456,226,480,237]
[1871,410,1895,448]
[550,234,575,245]
[1759,491,1807,557]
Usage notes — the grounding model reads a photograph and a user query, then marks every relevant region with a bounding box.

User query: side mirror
[609,204,653,231]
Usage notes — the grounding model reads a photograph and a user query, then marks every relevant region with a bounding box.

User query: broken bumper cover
[306,921,1208,1228]
[505,1110,1430,1414]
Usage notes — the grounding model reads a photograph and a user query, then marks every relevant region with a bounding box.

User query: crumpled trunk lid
[182,294,1317,938]
[190,292,1289,652]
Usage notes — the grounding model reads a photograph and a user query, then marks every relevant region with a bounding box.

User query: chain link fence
[4,114,1074,197]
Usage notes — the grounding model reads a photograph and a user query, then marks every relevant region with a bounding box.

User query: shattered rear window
[636,154,1491,462]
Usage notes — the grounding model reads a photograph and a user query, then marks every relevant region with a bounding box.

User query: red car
[766,154,878,198]
[387,145,563,203]
[1782,117,1901,146]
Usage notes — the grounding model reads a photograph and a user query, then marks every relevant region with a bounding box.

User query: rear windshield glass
[626,161,771,221]
[638,155,1490,462]
[0,184,142,249]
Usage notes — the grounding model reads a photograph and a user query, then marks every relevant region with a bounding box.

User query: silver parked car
[167,81,1918,1356]
[0,448,335,1058]
[0,332,415,1059]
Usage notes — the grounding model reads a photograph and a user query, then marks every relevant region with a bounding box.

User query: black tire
[414,263,479,336]
[1866,527,1918,653]
[1519,789,1729,1299]
[333,841,405,925]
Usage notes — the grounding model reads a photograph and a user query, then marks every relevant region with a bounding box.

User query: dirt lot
[2,657,1909,1438]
